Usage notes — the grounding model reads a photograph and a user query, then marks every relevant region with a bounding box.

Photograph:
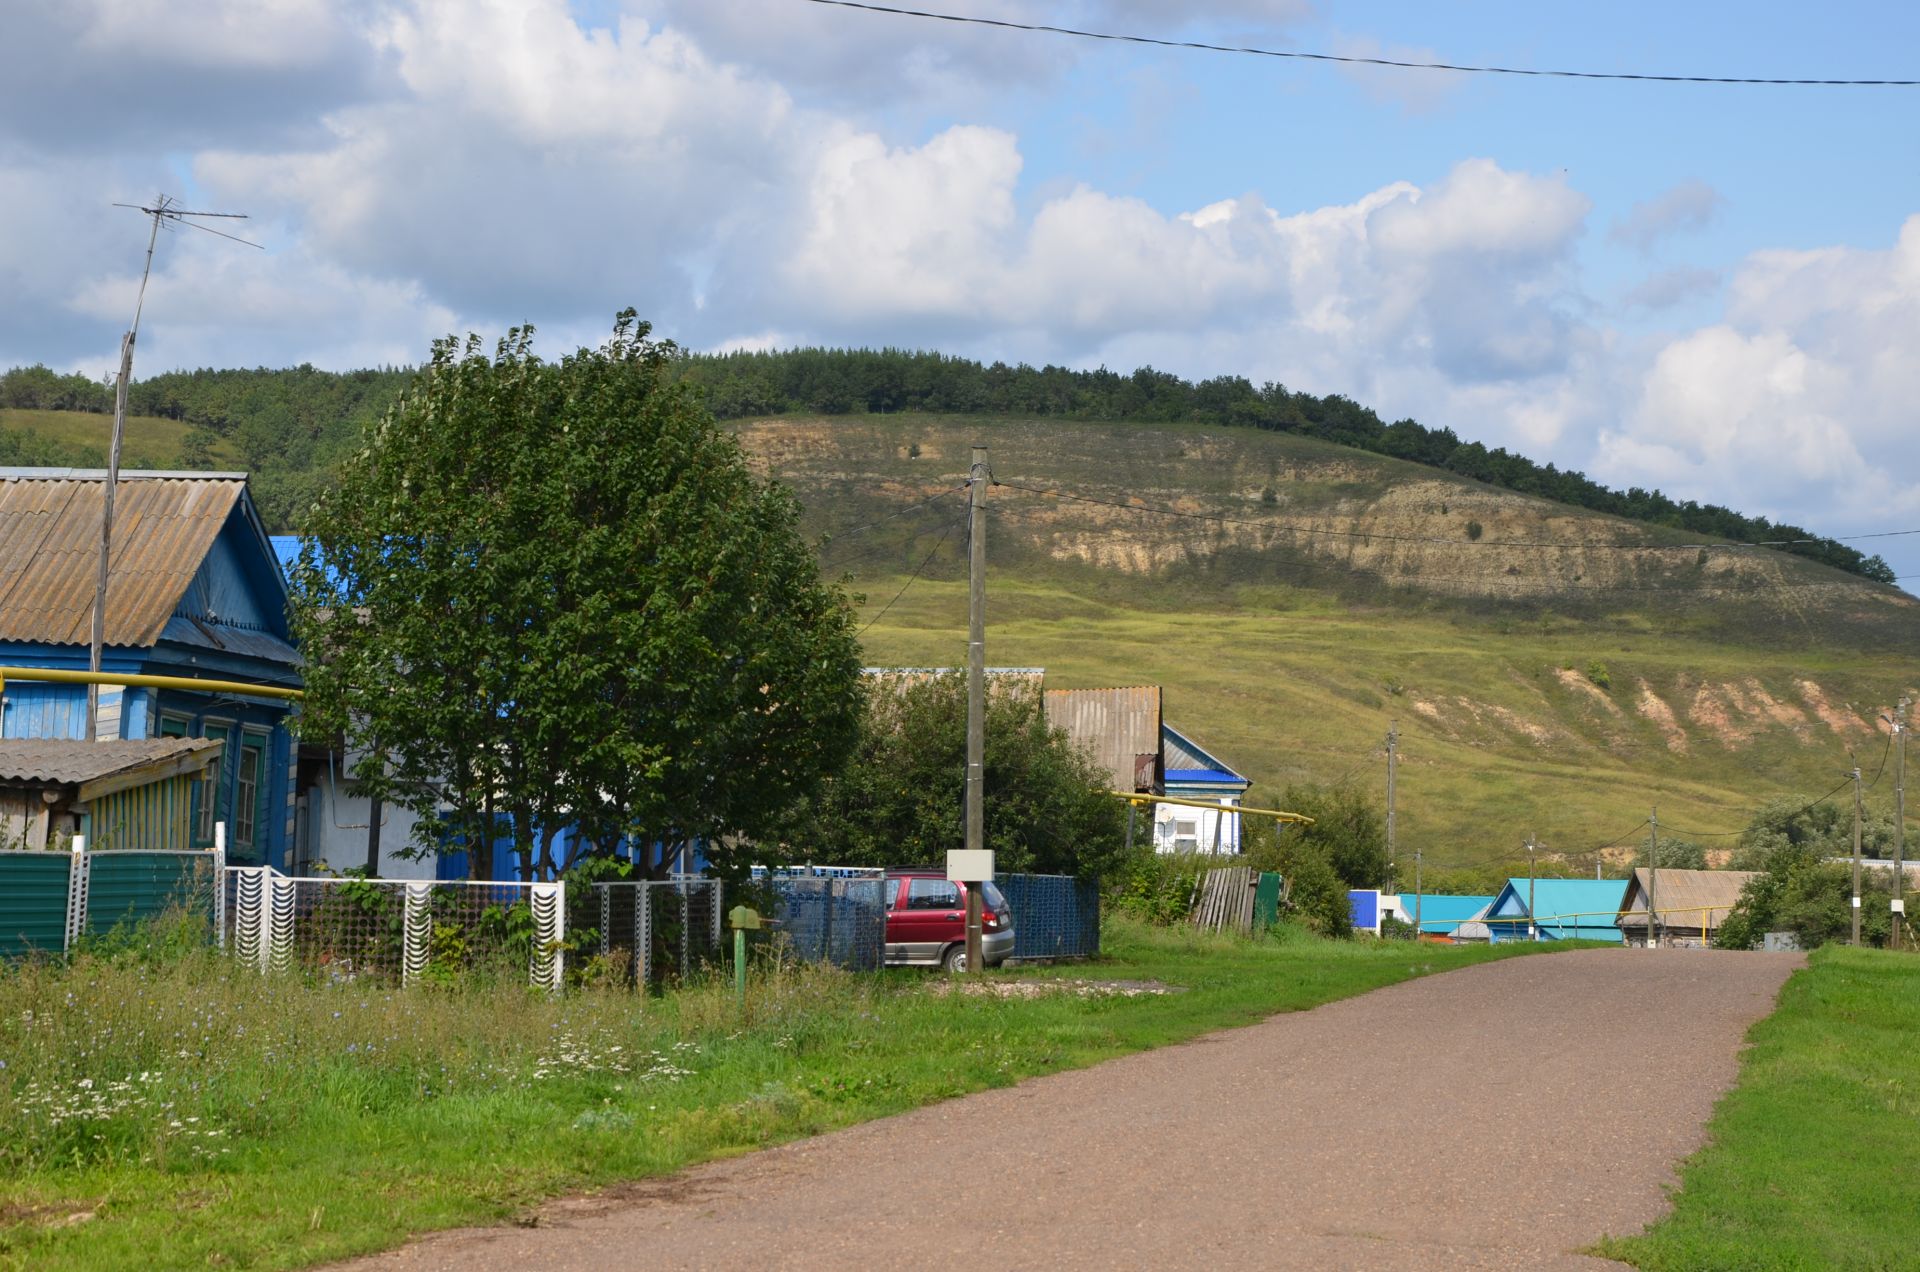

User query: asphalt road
[341,948,1799,1271]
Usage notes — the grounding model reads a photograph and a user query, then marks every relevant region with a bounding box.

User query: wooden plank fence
[1191,865,1256,935]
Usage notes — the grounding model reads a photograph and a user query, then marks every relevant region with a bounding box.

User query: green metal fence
[0,847,220,957]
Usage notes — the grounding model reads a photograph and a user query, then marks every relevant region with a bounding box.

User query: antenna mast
[86,196,259,740]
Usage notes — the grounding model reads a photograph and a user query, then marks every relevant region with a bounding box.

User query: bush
[1584,660,1612,690]
[1109,851,1206,925]
[1464,519,1484,541]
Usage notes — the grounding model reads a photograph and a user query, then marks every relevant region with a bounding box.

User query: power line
[819,492,970,572]
[819,483,967,548]
[991,479,1920,555]
[855,515,963,636]
[802,0,1920,87]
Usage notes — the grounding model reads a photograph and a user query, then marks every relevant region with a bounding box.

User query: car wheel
[940,944,967,973]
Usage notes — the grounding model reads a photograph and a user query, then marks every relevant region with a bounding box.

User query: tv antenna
[85,195,262,740]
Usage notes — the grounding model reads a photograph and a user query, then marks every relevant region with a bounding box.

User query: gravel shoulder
[340,948,1800,1271]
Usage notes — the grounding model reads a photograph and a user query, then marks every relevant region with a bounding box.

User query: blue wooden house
[1484,877,1628,943]
[0,470,301,867]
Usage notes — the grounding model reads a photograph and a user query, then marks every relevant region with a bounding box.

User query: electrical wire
[820,503,972,573]
[818,483,967,549]
[855,515,963,636]
[801,1,1920,87]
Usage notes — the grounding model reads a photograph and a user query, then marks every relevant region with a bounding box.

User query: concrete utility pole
[1526,834,1538,941]
[1895,698,1910,949]
[964,445,988,974]
[1851,762,1864,947]
[1647,806,1660,950]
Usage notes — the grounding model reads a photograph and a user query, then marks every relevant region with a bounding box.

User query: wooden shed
[1615,868,1758,948]
[0,738,223,851]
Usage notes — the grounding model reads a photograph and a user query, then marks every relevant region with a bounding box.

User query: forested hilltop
[0,350,1895,584]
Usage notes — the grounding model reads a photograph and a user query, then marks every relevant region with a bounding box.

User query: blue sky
[2,0,1917,575]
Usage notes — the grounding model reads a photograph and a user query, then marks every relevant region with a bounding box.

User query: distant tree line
[0,351,1896,584]
[669,348,1896,583]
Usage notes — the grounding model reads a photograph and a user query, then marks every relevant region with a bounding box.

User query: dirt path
[343,949,1798,1271]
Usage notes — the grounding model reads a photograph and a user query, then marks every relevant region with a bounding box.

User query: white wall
[1152,796,1242,853]
[298,764,434,880]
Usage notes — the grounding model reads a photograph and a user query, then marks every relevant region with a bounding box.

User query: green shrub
[1110,851,1205,925]
[1584,660,1611,690]
[1464,519,1483,541]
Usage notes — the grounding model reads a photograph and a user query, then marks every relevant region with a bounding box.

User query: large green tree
[774,673,1129,878]
[290,313,864,880]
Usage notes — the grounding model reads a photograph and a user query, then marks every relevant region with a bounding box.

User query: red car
[883,869,1015,971]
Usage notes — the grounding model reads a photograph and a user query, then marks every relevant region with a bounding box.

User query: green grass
[0,408,241,469]
[1598,946,1920,1271]
[0,921,1546,1270]
[854,572,1917,870]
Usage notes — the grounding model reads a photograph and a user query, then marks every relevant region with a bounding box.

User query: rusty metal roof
[0,473,244,648]
[0,737,222,787]
[1043,686,1162,792]
[1617,868,1760,929]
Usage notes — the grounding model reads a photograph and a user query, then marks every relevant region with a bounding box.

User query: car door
[892,876,964,964]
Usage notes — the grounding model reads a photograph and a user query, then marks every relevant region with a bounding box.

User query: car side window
[905,878,961,910]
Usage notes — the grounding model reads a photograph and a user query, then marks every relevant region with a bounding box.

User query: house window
[1173,818,1199,850]
[195,723,229,846]
[235,736,267,853]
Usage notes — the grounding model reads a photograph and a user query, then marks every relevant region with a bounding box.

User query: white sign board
[946,849,995,883]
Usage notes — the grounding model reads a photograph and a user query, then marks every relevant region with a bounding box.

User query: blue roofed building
[0,470,302,867]
[1156,723,1251,852]
[1484,877,1629,942]
[1397,893,1496,938]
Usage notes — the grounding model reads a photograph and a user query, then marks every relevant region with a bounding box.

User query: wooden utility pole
[1895,698,1910,949]
[1647,807,1664,949]
[1386,722,1401,914]
[1851,762,1864,947]
[964,445,988,974]
[1526,834,1538,941]
[89,196,257,740]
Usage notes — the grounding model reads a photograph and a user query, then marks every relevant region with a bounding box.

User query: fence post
[709,879,723,952]
[402,883,431,984]
[63,835,90,953]
[637,882,653,987]
[212,823,227,950]
[530,881,564,991]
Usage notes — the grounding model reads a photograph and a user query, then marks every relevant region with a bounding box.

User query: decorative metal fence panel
[595,879,724,987]
[0,851,73,957]
[767,876,888,971]
[997,873,1101,961]
[226,867,564,988]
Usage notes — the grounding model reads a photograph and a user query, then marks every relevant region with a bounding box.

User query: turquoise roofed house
[1484,877,1630,942]
[1398,893,1496,938]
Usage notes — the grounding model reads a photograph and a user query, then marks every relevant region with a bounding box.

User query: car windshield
[980,880,1008,910]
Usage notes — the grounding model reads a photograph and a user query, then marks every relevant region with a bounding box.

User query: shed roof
[1617,868,1759,930]
[0,737,222,799]
[0,472,247,647]
[1161,724,1248,786]
[1044,686,1161,792]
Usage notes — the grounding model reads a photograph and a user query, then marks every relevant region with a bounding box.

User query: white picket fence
[225,865,565,990]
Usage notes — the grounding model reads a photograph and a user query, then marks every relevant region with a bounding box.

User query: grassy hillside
[739,414,1919,871]
[0,407,241,469]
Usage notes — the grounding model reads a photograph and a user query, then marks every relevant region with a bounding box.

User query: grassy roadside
[2,922,1547,1270]
[1599,946,1920,1271]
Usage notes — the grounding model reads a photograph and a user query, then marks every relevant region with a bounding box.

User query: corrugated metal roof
[0,473,243,648]
[1162,724,1246,781]
[1397,893,1495,932]
[0,737,221,786]
[1617,868,1759,929]
[1043,686,1161,792]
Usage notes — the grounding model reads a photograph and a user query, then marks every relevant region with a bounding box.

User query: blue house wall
[0,485,301,868]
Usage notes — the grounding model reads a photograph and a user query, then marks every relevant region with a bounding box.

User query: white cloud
[1609,180,1723,253]
[1623,266,1721,311]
